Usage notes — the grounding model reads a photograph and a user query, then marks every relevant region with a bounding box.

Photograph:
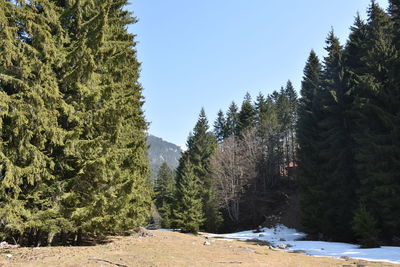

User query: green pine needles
[0,0,151,245]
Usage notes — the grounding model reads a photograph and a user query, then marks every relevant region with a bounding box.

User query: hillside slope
[147,135,182,178]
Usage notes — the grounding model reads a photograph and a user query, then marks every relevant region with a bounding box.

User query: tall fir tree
[175,109,221,232]
[297,50,324,237]
[254,92,267,125]
[174,158,204,233]
[345,14,369,78]
[56,0,152,237]
[275,87,291,169]
[318,30,357,241]
[237,93,256,135]
[154,162,175,228]
[352,2,400,243]
[213,110,227,142]
[0,0,72,244]
[284,80,298,165]
[225,102,239,137]
[257,94,282,189]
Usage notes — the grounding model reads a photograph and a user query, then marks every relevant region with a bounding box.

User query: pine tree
[190,109,221,232]
[225,102,239,137]
[154,162,175,228]
[213,110,227,142]
[352,2,400,242]
[275,87,291,169]
[257,95,282,188]
[0,0,71,245]
[55,0,152,237]
[174,157,204,233]
[318,30,357,241]
[352,204,380,248]
[297,50,324,237]
[175,109,221,232]
[237,93,256,135]
[254,92,267,124]
[284,81,298,166]
[345,14,368,77]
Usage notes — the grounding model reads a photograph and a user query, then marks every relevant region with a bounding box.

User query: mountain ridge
[147,134,182,178]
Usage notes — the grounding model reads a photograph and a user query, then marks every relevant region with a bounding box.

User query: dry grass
[0,230,397,267]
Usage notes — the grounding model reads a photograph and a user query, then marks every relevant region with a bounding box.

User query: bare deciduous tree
[211,128,261,225]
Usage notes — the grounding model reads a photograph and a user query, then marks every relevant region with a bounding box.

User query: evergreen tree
[390,0,400,46]
[225,102,239,137]
[56,0,152,237]
[352,204,380,248]
[284,81,298,165]
[237,93,256,134]
[298,3,400,244]
[275,87,291,168]
[175,109,221,232]
[318,30,357,241]
[174,158,204,233]
[213,110,227,142]
[190,109,221,232]
[352,2,400,243]
[345,14,369,77]
[154,162,175,228]
[257,95,282,188]
[0,0,71,244]
[297,50,324,237]
[254,92,267,124]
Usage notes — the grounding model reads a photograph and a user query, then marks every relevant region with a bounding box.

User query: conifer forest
[0,0,399,253]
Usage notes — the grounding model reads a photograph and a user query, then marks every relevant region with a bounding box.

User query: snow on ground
[205,225,400,264]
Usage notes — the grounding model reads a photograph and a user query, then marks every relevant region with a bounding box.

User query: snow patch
[205,225,400,264]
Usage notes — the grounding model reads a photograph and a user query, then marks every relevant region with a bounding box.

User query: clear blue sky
[127,0,389,148]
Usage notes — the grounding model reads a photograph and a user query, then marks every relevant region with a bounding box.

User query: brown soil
[0,230,397,267]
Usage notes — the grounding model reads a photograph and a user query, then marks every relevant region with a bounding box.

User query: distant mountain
[147,134,182,178]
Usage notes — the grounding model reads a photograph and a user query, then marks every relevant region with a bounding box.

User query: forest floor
[0,230,398,267]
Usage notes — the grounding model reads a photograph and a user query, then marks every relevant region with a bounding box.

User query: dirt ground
[0,230,397,267]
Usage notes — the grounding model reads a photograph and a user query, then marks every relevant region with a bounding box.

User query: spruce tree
[225,102,239,137]
[345,14,368,77]
[254,92,267,125]
[174,157,204,233]
[191,109,221,232]
[237,93,256,135]
[318,31,357,241]
[275,88,291,168]
[284,81,298,165]
[154,162,175,228]
[0,0,71,244]
[352,2,400,243]
[257,95,282,188]
[55,0,152,237]
[213,110,227,142]
[175,109,221,232]
[297,50,324,237]
[352,204,380,248]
